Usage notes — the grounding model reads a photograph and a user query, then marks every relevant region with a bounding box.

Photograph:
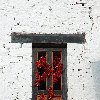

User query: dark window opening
[53,51,62,90]
[53,77,61,90]
[38,51,46,60]
[38,51,46,90]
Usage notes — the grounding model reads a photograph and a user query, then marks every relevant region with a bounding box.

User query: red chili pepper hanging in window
[48,86,54,99]
[35,71,40,87]
[56,63,63,77]
[40,93,45,100]
[53,56,61,66]
[36,56,46,68]
[53,74,58,84]
[35,71,39,79]
[36,60,42,69]
[45,64,52,77]
[40,56,46,67]
[35,79,40,87]
[41,72,46,82]
[56,63,63,72]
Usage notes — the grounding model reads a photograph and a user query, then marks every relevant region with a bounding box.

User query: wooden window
[32,43,67,100]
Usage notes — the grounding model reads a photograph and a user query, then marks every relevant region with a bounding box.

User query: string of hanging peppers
[35,56,63,99]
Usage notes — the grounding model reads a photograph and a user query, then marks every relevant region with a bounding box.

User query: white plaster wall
[0,0,100,100]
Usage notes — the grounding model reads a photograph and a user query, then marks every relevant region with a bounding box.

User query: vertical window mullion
[47,48,52,100]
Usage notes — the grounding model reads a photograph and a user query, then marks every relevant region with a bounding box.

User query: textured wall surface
[0,0,100,100]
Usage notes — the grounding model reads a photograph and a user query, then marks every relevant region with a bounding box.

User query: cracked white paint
[0,0,100,100]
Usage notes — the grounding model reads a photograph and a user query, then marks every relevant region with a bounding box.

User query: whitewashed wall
[0,0,100,100]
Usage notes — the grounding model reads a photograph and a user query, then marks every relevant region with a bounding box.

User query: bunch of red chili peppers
[35,56,63,99]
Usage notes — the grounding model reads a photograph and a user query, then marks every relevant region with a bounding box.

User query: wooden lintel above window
[11,32,85,44]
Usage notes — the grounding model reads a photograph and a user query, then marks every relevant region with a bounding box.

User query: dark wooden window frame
[32,47,67,100]
[11,33,85,100]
